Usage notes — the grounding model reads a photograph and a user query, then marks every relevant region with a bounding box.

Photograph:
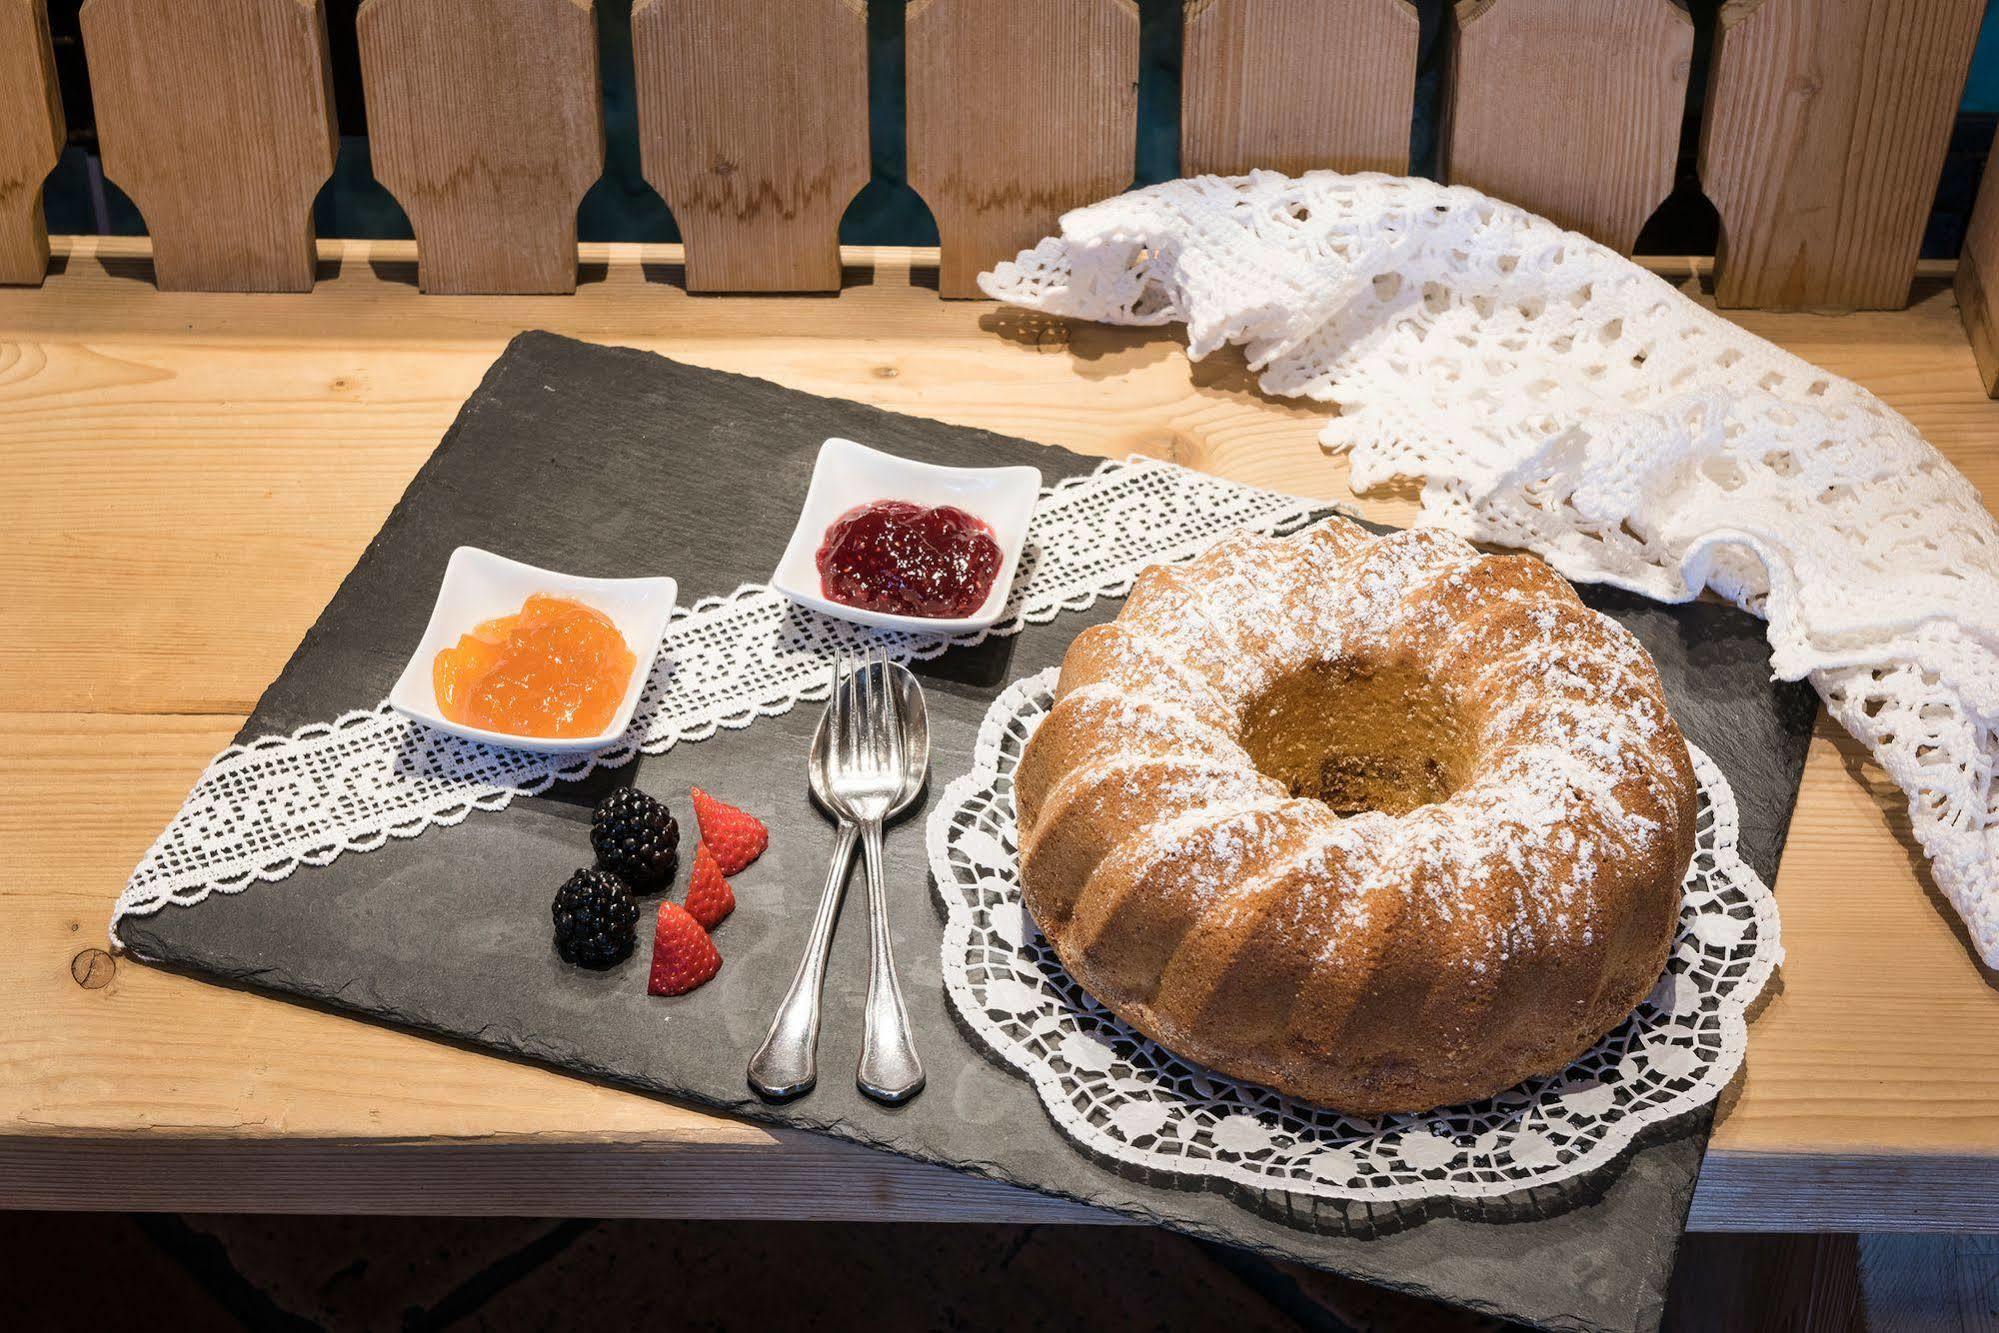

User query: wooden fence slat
[0,0,64,287]
[1956,153,1999,398]
[78,0,337,292]
[1443,0,1692,254]
[907,0,1139,298]
[356,0,603,296]
[1182,0,1419,178]
[632,0,869,293]
[1701,0,1983,311]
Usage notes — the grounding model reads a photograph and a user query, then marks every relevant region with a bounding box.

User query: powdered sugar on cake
[1083,520,1677,969]
[1012,517,1696,1112]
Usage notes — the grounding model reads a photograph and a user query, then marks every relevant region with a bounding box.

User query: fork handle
[748,820,860,1099]
[856,818,925,1103]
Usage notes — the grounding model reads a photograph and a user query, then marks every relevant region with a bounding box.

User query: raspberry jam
[432,593,636,738]
[815,500,1004,619]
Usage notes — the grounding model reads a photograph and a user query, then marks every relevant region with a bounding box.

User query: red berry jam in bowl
[815,500,1004,619]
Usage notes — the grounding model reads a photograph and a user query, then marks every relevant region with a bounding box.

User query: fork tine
[854,649,870,773]
[852,646,874,774]
[879,650,903,779]
[862,646,885,775]
[832,649,854,773]
[875,646,895,775]
[851,648,870,774]
[862,646,879,772]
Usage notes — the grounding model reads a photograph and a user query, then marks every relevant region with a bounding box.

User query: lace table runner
[929,671,1779,1203]
[112,458,1325,943]
[982,170,1999,967]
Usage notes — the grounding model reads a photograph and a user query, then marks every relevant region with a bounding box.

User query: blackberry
[590,787,681,890]
[551,868,639,969]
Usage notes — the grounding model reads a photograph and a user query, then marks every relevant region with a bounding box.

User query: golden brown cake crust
[1013,519,1696,1116]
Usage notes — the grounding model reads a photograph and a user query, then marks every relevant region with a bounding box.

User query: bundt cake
[1012,518,1697,1116]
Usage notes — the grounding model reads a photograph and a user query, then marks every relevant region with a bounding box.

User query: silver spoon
[747,657,928,1100]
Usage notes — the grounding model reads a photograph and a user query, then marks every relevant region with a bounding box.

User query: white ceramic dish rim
[771,437,1043,633]
[388,546,678,754]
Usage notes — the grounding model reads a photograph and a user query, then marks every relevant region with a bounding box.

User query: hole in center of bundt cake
[1238,661,1470,817]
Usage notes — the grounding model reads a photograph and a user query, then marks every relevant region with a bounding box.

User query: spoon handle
[856,817,924,1103]
[748,820,860,1099]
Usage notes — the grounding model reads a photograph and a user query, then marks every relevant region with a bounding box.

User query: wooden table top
[5,236,1997,1232]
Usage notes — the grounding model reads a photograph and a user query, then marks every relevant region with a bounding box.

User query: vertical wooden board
[1957,151,1999,398]
[907,0,1139,298]
[356,0,603,296]
[632,0,869,294]
[1702,0,1983,311]
[78,0,336,292]
[1182,0,1419,178]
[1443,0,1692,254]
[0,0,64,286]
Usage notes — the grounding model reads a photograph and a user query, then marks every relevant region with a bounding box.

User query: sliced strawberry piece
[683,843,736,930]
[647,901,721,997]
[690,786,768,875]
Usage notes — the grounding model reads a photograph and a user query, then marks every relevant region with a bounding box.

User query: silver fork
[748,650,923,1100]
[832,646,925,1103]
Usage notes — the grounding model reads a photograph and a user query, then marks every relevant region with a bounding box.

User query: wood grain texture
[0,0,63,286]
[355,0,602,295]
[1963,153,1999,398]
[0,1137,1111,1222]
[1701,0,1984,311]
[3,236,1999,1230]
[907,0,1139,297]
[1664,1233,1864,1331]
[77,0,337,292]
[1860,1234,1999,1328]
[1442,0,1692,254]
[632,0,868,293]
[1182,0,1419,178]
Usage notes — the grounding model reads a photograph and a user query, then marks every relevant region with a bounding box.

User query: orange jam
[432,594,637,739]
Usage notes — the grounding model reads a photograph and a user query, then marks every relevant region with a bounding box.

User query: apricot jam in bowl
[389,548,676,754]
[771,437,1041,633]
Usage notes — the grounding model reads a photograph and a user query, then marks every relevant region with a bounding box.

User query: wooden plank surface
[1442,0,1692,254]
[1701,0,1984,311]
[1958,153,1999,397]
[1665,1233,1865,1331]
[1181,0,1420,178]
[3,236,1998,1232]
[0,0,64,287]
[1860,1234,1999,1327]
[77,0,337,292]
[356,0,603,295]
[907,0,1139,298]
[632,0,869,293]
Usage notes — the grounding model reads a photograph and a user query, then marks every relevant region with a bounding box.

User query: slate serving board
[122,332,1818,1332]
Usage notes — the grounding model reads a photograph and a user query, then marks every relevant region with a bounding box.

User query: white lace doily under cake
[929,670,1781,1204]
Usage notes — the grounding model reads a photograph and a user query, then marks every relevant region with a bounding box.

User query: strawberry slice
[647,901,721,997]
[683,843,736,930]
[690,786,768,875]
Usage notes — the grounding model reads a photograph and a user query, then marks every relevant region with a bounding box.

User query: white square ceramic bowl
[771,437,1043,633]
[388,547,677,754]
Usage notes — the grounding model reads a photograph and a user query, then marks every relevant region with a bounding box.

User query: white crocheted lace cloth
[982,170,1999,968]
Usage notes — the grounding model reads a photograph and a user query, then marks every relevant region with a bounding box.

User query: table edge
[0,1134,1989,1233]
